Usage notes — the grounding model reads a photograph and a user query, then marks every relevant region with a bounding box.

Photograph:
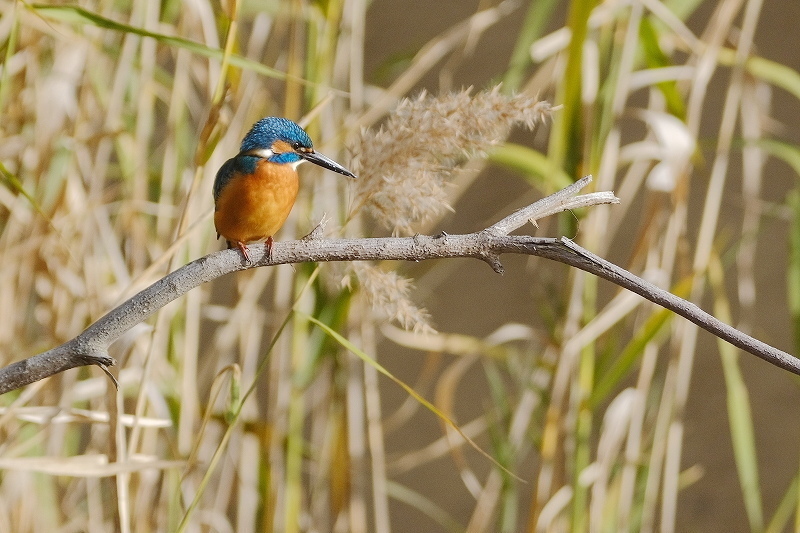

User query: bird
[213,117,356,263]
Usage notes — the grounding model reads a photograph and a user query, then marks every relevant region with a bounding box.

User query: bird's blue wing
[213,158,236,204]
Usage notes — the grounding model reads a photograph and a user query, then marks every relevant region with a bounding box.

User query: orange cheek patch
[272,140,293,153]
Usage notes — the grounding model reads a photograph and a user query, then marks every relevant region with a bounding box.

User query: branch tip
[303,215,329,240]
[98,363,119,390]
[482,252,504,274]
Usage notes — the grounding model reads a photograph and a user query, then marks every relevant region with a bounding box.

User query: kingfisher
[213,117,356,262]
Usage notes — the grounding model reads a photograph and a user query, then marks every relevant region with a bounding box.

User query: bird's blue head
[240,117,312,165]
[239,117,356,178]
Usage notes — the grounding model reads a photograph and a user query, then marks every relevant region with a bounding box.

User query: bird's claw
[265,236,274,262]
[235,241,252,264]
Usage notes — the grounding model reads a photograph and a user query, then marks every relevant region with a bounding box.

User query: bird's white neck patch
[290,159,306,170]
[245,148,274,159]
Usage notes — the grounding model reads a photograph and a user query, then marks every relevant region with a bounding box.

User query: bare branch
[487,175,619,235]
[533,238,800,375]
[1,177,797,395]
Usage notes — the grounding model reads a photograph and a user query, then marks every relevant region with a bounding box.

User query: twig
[1,176,797,395]
[486,175,617,235]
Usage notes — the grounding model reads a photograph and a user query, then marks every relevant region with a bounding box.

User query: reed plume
[349,88,553,234]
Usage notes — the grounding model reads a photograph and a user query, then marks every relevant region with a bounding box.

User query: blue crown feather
[240,117,313,156]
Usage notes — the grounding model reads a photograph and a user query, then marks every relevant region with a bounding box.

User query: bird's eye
[292,141,302,150]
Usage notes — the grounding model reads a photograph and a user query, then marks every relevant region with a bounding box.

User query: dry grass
[0,0,798,532]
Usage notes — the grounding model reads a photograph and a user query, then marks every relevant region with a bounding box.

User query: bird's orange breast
[214,160,300,244]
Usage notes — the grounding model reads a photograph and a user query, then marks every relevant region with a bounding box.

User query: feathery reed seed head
[350,89,552,234]
[351,263,434,333]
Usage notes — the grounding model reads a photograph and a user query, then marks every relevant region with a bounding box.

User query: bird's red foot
[265,236,274,261]
[235,241,251,263]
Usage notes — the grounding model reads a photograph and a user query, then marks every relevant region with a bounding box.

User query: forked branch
[1,176,797,395]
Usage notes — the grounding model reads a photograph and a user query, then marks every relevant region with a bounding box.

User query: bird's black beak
[301,150,357,179]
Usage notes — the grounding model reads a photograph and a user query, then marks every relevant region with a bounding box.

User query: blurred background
[0,0,799,531]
